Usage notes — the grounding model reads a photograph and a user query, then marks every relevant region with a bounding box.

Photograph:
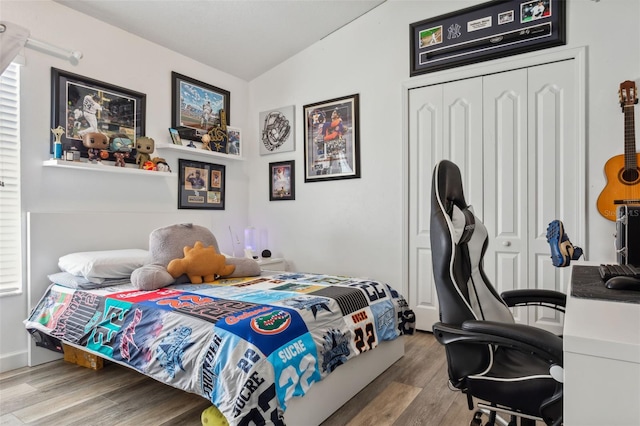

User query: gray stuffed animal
[131,223,261,290]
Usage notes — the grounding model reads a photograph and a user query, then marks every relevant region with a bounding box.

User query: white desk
[564,265,640,425]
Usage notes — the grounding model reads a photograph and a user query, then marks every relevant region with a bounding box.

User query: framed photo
[169,128,183,145]
[178,159,225,210]
[171,72,230,144]
[227,126,242,156]
[259,105,295,155]
[410,0,565,76]
[303,94,360,182]
[50,68,146,163]
[269,160,295,201]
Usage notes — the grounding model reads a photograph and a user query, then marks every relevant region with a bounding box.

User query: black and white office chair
[430,160,565,426]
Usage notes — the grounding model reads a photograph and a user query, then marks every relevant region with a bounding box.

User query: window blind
[0,63,21,294]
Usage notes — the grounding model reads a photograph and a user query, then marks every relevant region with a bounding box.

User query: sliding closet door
[482,60,578,333]
[407,77,482,331]
[527,59,578,333]
[408,58,581,333]
[408,84,442,332]
[482,68,529,324]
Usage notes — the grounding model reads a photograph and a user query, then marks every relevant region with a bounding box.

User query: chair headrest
[451,205,476,244]
[434,160,468,215]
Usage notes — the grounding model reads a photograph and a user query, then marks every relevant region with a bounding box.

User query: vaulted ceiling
[54,0,387,81]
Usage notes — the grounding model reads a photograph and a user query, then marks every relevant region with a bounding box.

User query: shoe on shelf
[546,219,584,267]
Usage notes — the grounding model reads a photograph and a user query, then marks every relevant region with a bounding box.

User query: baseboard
[0,350,28,373]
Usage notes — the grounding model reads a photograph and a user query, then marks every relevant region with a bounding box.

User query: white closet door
[482,68,529,324]
[408,83,442,331]
[408,78,482,331]
[408,59,580,332]
[527,59,578,333]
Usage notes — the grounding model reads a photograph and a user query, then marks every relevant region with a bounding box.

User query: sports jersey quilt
[25,272,413,425]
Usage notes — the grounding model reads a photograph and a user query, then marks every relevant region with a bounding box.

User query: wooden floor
[0,332,473,426]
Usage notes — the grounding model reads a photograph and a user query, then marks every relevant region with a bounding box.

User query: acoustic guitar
[597,80,639,221]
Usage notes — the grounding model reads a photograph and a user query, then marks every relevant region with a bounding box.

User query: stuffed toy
[130,223,261,291]
[167,241,235,283]
[201,405,228,426]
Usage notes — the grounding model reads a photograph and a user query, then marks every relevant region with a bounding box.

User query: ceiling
[54,0,387,81]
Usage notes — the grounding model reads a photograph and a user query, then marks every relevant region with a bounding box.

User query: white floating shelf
[43,159,175,177]
[156,144,245,161]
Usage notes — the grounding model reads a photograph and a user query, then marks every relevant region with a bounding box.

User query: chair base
[473,402,542,426]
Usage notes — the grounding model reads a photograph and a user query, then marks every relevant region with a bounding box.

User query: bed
[24,212,409,425]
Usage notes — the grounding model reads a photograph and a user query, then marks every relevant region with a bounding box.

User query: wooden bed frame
[26,212,405,425]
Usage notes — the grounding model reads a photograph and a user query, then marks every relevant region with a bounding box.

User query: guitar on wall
[597,80,640,221]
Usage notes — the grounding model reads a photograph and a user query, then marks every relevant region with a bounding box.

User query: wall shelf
[156,144,244,161]
[42,159,175,177]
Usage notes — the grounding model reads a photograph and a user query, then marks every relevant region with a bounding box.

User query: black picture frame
[171,72,231,144]
[269,160,295,201]
[410,0,566,76]
[303,94,360,182]
[50,68,146,163]
[178,159,225,210]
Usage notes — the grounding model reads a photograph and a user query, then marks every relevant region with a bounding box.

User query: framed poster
[168,128,182,145]
[269,160,295,201]
[227,126,242,156]
[259,105,295,155]
[410,0,566,76]
[303,94,360,182]
[171,72,230,144]
[50,68,146,163]
[178,159,225,210]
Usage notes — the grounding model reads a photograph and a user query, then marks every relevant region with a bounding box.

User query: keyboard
[598,264,640,281]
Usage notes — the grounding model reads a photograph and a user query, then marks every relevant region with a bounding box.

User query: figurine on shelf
[151,157,171,172]
[110,134,133,167]
[135,136,155,169]
[51,126,65,159]
[201,134,212,151]
[82,132,109,163]
[206,109,228,153]
[142,161,156,171]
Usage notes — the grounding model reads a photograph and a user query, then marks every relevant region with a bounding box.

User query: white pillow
[47,272,131,289]
[58,249,148,279]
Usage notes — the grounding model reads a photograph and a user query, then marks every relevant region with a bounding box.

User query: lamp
[244,226,257,259]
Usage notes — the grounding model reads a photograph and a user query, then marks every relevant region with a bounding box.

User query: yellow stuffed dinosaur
[167,241,236,284]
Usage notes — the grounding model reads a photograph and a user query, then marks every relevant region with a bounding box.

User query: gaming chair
[430,160,565,426]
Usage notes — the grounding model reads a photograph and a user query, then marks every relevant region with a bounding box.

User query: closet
[407,54,585,334]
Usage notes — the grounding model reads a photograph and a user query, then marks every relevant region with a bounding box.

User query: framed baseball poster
[171,72,230,144]
[410,0,566,76]
[178,159,226,210]
[269,160,295,201]
[50,68,146,163]
[303,94,360,182]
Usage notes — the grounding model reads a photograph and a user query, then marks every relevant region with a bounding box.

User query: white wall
[2,0,639,372]
[0,0,251,371]
[248,0,640,289]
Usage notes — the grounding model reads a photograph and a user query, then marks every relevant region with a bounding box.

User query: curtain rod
[25,37,83,62]
[0,23,83,63]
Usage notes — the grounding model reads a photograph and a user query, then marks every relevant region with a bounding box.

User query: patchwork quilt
[25,272,414,425]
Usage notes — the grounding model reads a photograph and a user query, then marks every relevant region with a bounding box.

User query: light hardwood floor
[0,332,473,426]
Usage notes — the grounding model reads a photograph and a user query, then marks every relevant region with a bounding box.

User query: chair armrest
[501,289,566,311]
[433,320,563,366]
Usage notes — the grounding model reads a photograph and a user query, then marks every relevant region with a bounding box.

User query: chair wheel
[470,411,483,426]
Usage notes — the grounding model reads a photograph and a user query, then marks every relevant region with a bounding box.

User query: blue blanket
[25,272,413,425]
